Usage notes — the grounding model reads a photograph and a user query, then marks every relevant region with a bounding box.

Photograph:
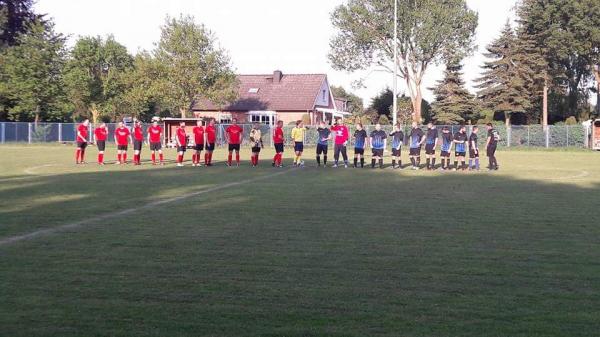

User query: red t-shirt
[273,127,284,144]
[331,125,349,145]
[77,124,88,142]
[94,127,107,141]
[193,126,205,144]
[133,126,144,141]
[115,127,130,146]
[176,127,187,146]
[148,125,162,143]
[226,125,243,145]
[205,125,216,143]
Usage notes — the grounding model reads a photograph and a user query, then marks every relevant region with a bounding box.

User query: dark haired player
[132,120,144,165]
[486,123,499,170]
[147,117,164,165]
[192,120,205,167]
[331,118,349,168]
[226,118,243,167]
[408,121,425,170]
[75,119,89,164]
[93,122,108,165]
[205,119,217,166]
[453,125,468,171]
[353,123,367,168]
[469,126,480,171]
[316,120,331,167]
[291,120,306,167]
[389,124,404,169]
[114,121,131,164]
[370,123,387,169]
[249,123,263,167]
[175,122,187,167]
[424,122,438,170]
[272,120,284,167]
[439,127,453,170]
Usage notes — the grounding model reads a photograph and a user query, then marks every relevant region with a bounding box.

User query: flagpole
[392,0,398,126]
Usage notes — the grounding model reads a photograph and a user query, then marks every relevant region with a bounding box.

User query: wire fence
[0,122,594,149]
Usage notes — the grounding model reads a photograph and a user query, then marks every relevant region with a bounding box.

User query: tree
[328,0,477,122]
[119,52,164,121]
[63,35,133,122]
[475,23,532,126]
[0,20,68,122]
[154,15,237,118]
[430,59,478,124]
[0,0,43,49]
[330,85,364,116]
[369,88,429,124]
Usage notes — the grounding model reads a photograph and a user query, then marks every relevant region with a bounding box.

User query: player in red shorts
[272,120,284,167]
[132,120,144,165]
[114,122,132,164]
[225,118,243,167]
[147,117,164,165]
[204,119,217,166]
[192,120,205,167]
[93,122,108,165]
[75,119,89,164]
[175,122,187,167]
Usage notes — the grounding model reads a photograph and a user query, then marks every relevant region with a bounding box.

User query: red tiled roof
[192,72,328,111]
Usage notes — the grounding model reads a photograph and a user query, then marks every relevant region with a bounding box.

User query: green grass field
[1,144,600,337]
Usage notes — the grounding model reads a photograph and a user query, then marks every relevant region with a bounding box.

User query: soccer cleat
[332,164,338,168]
[177,163,184,167]
[272,162,276,167]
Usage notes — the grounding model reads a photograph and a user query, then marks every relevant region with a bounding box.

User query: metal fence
[0,122,593,149]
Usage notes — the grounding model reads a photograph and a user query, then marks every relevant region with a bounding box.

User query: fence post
[1,123,4,143]
[28,123,32,144]
[506,126,511,147]
[527,126,530,147]
[545,127,549,148]
[58,123,62,142]
[566,126,569,147]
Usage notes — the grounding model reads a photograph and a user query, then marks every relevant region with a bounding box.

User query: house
[191,70,350,125]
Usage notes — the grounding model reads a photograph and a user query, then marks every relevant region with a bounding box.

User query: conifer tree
[430,59,477,124]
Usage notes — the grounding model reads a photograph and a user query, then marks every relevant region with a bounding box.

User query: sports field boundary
[0,168,294,247]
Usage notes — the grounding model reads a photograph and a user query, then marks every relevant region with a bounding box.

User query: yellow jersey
[291,127,306,142]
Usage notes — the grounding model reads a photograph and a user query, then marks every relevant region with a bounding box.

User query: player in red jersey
[147,117,164,165]
[93,122,108,165]
[192,120,205,166]
[114,122,132,164]
[132,120,144,165]
[204,118,217,166]
[225,118,243,167]
[175,122,188,167]
[75,119,89,164]
[272,120,284,167]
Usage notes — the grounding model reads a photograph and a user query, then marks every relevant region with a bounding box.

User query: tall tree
[0,20,68,122]
[63,35,133,122]
[119,52,164,121]
[369,88,429,124]
[0,0,43,49]
[154,15,237,118]
[475,23,532,126]
[430,59,477,124]
[328,0,477,122]
[330,86,364,116]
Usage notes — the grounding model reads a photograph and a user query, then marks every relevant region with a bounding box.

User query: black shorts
[409,147,421,156]
[372,149,384,157]
[441,151,451,158]
[96,141,105,151]
[392,148,401,157]
[425,144,435,155]
[469,149,479,158]
[274,143,284,153]
[487,144,497,157]
[354,148,364,155]
[228,144,240,152]
[316,144,328,155]
[294,142,304,152]
[251,146,261,153]
[194,144,204,151]
[117,144,128,151]
[150,142,162,151]
[77,141,88,149]
[134,140,143,151]
[206,143,215,151]
[177,145,186,152]
[455,151,466,157]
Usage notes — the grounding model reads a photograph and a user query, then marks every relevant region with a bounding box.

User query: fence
[0,122,594,149]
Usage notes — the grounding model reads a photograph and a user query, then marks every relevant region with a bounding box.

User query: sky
[35,0,519,105]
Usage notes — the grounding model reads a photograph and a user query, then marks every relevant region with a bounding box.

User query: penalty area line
[0,168,294,247]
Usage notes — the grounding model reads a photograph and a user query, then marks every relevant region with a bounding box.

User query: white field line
[0,168,293,247]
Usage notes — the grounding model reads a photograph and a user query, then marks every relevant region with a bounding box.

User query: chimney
[273,70,283,83]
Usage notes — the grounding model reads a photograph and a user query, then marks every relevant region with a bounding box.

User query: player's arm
[420,134,426,146]
[383,138,387,150]
[486,135,491,148]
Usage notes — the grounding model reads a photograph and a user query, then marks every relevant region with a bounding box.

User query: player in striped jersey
[468,126,480,171]
[439,126,453,170]
[370,123,387,169]
[453,125,468,171]
[408,122,425,170]
[353,123,367,168]
[389,124,404,169]
[424,123,438,170]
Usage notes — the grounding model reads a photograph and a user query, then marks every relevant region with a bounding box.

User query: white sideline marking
[23,164,60,175]
[0,168,293,247]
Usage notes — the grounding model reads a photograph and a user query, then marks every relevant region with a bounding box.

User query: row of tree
[0,1,237,123]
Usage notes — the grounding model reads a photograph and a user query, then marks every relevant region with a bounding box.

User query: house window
[250,115,271,124]
[248,88,259,94]
[322,89,326,101]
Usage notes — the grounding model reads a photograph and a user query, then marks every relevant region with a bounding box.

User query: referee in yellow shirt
[291,120,307,167]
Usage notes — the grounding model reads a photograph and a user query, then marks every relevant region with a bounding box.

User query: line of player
[73,117,500,171]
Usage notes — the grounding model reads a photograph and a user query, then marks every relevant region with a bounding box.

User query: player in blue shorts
[389,124,404,169]
[439,126,453,170]
[408,121,425,170]
[424,123,438,170]
[453,125,468,171]
[353,123,368,168]
[370,123,387,169]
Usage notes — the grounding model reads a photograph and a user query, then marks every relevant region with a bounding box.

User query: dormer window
[248,88,259,94]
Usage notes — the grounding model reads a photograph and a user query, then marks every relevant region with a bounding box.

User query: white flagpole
[392,0,398,126]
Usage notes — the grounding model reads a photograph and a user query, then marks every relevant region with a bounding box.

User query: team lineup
[74,117,501,171]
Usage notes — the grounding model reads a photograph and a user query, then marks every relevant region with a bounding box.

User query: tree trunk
[542,79,548,129]
[34,105,40,125]
[593,65,600,116]
[90,104,100,124]
[414,87,422,124]
[180,107,187,119]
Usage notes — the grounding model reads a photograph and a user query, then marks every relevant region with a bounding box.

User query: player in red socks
[75,119,89,164]
[147,117,164,165]
[93,122,108,165]
[272,120,284,167]
[175,122,188,167]
[192,120,205,167]
[132,120,144,165]
[204,119,217,166]
[249,123,263,167]
[225,118,243,167]
[114,122,131,164]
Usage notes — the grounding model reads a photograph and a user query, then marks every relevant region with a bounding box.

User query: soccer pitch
[1,144,600,337]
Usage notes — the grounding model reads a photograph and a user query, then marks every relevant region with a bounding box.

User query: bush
[565,116,578,125]
[378,114,390,125]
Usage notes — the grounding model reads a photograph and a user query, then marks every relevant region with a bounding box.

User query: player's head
[209,118,215,125]
[336,118,343,125]
[180,122,186,127]
[253,122,260,129]
[486,123,493,130]
[319,120,326,127]
[394,123,401,131]
[152,116,159,125]
[296,120,303,127]
[277,120,283,127]
[473,125,479,133]
[196,120,203,126]
[232,118,238,125]
[375,123,381,131]
[118,121,124,128]
[442,126,449,133]
[427,122,433,129]
[460,125,466,132]
[83,119,89,126]
[136,120,142,126]
[100,122,106,128]
[356,123,363,130]
[412,121,418,128]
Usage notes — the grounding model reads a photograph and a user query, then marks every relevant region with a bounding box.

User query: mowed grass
[1,144,600,337]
